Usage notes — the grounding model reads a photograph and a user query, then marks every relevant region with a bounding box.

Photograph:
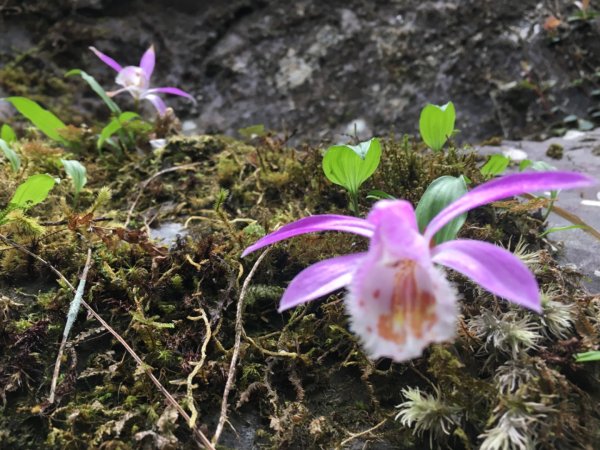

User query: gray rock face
[2,0,600,144]
[478,129,600,292]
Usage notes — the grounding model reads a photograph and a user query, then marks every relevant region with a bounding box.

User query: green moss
[0,123,598,450]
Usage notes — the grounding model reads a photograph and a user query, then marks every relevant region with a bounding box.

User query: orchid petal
[432,239,541,312]
[89,46,123,72]
[241,215,374,257]
[424,171,596,241]
[144,94,167,116]
[366,200,428,263]
[146,87,196,102]
[279,253,366,312]
[139,45,155,79]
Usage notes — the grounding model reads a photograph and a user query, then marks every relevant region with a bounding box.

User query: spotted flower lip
[89,45,196,116]
[242,171,596,361]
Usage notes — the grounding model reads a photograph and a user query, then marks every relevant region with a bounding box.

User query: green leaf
[480,154,510,177]
[98,111,140,149]
[61,159,87,195]
[416,175,468,244]
[538,224,589,238]
[575,351,600,362]
[529,160,556,172]
[519,159,533,171]
[66,69,121,114]
[239,124,266,139]
[322,138,381,195]
[366,189,396,200]
[5,97,67,143]
[0,138,21,173]
[419,102,456,152]
[1,124,17,143]
[10,174,56,208]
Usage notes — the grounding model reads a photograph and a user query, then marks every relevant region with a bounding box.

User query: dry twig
[49,248,93,404]
[212,249,271,445]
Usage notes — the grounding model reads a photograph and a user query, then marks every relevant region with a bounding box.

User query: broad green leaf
[10,174,56,208]
[366,189,396,200]
[419,102,456,152]
[322,138,381,195]
[98,111,140,149]
[575,351,600,362]
[6,97,67,143]
[480,154,509,177]
[1,124,16,143]
[66,69,121,114]
[0,138,21,173]
[61,159,87,195]
[416,175,468,244]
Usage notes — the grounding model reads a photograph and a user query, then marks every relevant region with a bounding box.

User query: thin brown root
[338,418,388,448]
[185,305,212,428]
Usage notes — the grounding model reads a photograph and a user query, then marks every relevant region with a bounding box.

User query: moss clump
[546,143,564,159]
[0,120,598,450]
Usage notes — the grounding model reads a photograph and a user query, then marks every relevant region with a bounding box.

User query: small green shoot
[1,124,17,143]
[98,111,140,150]
[419,102,455,152]
[0,173,57,225]
[366,190,396,201]
[0,138,21,173]
[538,224,590,238]
[66,69,121,114]
[520,159,558,222]
[322,138,381,213]
[575,351,600,362]
[10,174,56,209]
[480,154,509,178]
[415,175,468,244]
[239,124,267,140]
[5,97,68,143]
[61,159,87,202]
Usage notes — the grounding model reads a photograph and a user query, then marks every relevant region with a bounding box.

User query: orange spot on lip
[373,289,380,299]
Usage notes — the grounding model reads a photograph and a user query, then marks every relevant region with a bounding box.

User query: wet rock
[478,128,600,291]
[275,49,313,91]
[3,0,600,144]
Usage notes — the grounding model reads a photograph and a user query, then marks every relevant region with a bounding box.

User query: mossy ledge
[0,130,599,449]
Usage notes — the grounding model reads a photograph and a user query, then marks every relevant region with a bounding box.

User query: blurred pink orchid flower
[243,171,596,362]
[90,45,196,116]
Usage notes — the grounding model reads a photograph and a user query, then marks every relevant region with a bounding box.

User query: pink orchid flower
[89,45,196,116]
[243,171,596,362]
